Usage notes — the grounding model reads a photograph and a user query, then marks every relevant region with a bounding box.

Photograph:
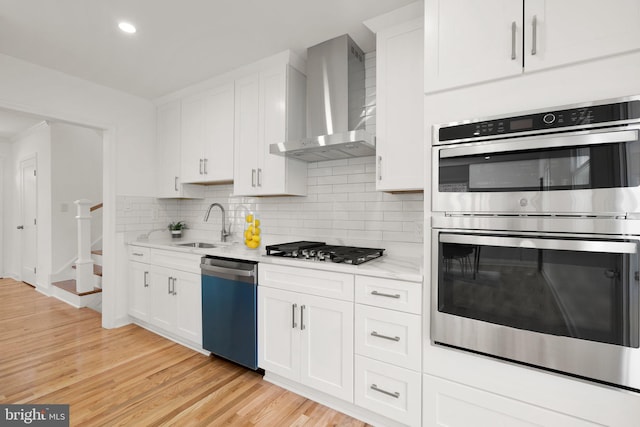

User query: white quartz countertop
[130,239,423,283]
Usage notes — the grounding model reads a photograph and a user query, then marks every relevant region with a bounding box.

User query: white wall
[423,51,640,424]
[0,53,156,328]
[0,138,12,277]
[9,122,51,289]
[50,122,103,272]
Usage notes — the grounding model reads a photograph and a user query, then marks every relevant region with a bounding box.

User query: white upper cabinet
[233,63,307,196]
[156,100,204,198]
[367,3,425,192]
[424,0,640,92]
[181,83,234,184]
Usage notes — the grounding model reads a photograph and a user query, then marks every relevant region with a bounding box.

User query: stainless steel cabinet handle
[199,159,204,175]
[132,252,144,257]
[370,384,400,398]
[174,176,179,192]
[371,331,400,342]
[377,156,382,181]
[292,303,298,328]
[204,158,208,175]
[251,169,256,187]
[511,21,516,60]
[172,277,177,295]
[257,168,262,187]
[167,277,172,294]
[16,225,24,230]
[143,271,149,288]
[531,15,538,55]
[300,305,306,330]
[371,290,401,299]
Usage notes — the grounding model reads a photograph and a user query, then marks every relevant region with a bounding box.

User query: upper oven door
[432,127,640,215]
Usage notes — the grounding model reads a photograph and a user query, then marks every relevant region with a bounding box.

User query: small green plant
[168,221,186,231]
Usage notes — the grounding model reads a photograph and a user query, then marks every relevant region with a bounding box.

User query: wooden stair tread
[72,264,102,276]
[91,250,103,255]
[52,279,102,296]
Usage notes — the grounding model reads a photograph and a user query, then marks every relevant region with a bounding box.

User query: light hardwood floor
[0,278,368,426]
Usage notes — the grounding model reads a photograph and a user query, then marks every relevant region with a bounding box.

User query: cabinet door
[259,66,287,194]
[376,18,424,192]
[128,261,150,321]
[173,270,202,344]
[181,93,207,183]
[424,0,523,92]
[156,101,182,197]
[258,287,300,379]
[524,0,640,72]
[233,74,261,195]
[148,268,176,331]
[300,294,354,402]
[202,84,234,183]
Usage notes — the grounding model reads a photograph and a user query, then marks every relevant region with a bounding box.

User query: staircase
[51,200,103,311]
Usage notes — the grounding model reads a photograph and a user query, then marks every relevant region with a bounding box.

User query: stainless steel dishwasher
[200,256,258,370]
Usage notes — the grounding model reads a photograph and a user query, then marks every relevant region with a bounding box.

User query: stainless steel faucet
[204,203,230,242]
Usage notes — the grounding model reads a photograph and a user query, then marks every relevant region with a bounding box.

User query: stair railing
[75,199,95,293]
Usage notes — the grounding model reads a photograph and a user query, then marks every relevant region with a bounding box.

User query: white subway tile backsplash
[333,183,366,194]
[317,174,349,185]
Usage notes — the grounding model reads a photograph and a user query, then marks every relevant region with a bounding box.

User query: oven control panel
[438,98,640,143]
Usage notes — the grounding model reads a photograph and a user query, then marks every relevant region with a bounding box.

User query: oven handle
[439,129,638,159]
[440,233,637,254]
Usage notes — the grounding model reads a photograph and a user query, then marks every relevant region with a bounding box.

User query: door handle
[257,168,262,187]
[531,15,538,56]
[167,277,172,294]
[370,384,400,399]
[204,158,208,175]
[300,305,306,330]
[174,176,179,192]
[172,277,177,295]
[199,159,204,175]
[143,271,149,288]
[511,21,517,60]
[371,331,401,342]
[251,169,256,187]
[16,225,24,230]
[371,290,401,299]
[292,303,297,328]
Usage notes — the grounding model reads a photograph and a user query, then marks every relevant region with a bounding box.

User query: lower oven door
[431,229,640,390]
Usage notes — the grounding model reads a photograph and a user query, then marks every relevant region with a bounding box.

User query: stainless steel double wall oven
[431,96,640,390]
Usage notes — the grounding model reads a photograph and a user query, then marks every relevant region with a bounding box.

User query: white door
[148,267,177,331]
[424,0,523,92]
[157,101,182,197]
[258,286,300,379]
[202,83,234,182]
[128,261,150,321]
[181,93,206,183]
[300,294,354,402]
[259,66,287,194]
[174,270,202,344]
[233,74,261,195]
[524,0,640,72]
[19,156,37,285]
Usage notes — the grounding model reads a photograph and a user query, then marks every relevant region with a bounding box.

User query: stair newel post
[75,199,94,293]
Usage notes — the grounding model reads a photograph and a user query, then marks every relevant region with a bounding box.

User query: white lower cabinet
[128,246,202,347]
[258,285,354,402]
[355,355,422,427]
[258,264,354,402]
[423,374,602,427]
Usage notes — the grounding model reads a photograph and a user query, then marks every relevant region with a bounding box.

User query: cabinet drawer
[355,355,421,427]
[355,275,422,314]
[259,264,354,301]
[150,249,202,274]
[129,245,151,262]
[355,305,421,371]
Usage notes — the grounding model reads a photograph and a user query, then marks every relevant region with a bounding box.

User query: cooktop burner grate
[265,241,385,265]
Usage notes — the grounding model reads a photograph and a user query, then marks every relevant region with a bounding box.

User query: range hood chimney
[270,34,375,162]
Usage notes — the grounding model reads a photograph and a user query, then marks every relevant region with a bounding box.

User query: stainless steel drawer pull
[371,290,401,299]
[167,277,172,294]
[292,303,297,329]
[132,252,144,257]
[251,169,256,187]
[300,305,306,330]
[371,384,400,398]
[204,158,208,175]
[172,277,177,296]
[143,271,149,288]
[531,15,538,55]
[510,21,516,60]
[174,176,179,192]
[199,159,204,175]
[371,331,400,342]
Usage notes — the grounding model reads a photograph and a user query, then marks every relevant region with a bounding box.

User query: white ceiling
[0,0,416,100]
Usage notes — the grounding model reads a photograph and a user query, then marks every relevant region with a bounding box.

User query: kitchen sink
[176,242,217,249]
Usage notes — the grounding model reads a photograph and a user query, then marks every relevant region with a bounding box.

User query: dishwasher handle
[200,263,257,284]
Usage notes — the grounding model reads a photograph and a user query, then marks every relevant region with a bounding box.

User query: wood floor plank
[0,279,371,426]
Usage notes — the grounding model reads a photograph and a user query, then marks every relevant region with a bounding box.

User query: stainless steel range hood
[270,34,375,162]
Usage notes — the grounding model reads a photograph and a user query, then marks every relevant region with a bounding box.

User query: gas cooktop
[265,241,385,265]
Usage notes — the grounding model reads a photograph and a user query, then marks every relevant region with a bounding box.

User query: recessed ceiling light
[118,22,137,34]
